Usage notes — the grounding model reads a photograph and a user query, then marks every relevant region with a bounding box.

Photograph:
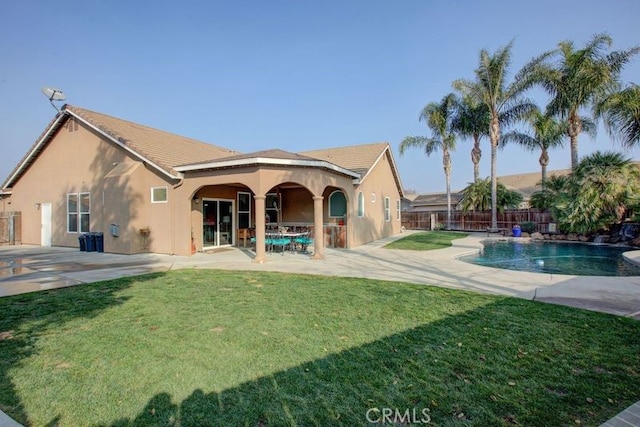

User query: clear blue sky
[2,0,639,193]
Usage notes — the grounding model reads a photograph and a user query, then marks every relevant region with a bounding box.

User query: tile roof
[2,112,67,190]
[3,106,403,194]
[412,192,463,206]
[497,161,640,198]
[66,105,238,176]
[184,149,320,166]
[497,169,571,198]
[300,142,390,176]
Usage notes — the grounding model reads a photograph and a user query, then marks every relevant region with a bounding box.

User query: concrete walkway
[1,232,639,426]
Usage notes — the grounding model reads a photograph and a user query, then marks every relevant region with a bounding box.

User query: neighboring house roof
[300,142,404,196]
[497,161,640,199]
[2,105,238,189]
[412,192,463,208]
[409,161,640,209]
[497,169,571,199]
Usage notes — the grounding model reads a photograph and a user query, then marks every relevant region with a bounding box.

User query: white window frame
[357,191,365,217]
[384,197,390,222]
[67,192,90,233]
[151,186,168,203]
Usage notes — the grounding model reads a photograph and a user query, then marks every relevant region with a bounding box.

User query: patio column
[253,195,267,263]
[311,195,324,260]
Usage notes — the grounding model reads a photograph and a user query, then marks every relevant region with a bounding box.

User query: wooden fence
[0,211,21,246]
[401,209,554,233]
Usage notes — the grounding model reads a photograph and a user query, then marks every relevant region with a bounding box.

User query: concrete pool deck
[1,231,639,427]
[1,231,640,318]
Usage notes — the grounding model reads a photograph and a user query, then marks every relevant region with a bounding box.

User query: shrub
[520,221,536,233]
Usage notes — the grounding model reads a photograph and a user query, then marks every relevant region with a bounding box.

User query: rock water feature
[619,222,640,241]
[596,222,640,245]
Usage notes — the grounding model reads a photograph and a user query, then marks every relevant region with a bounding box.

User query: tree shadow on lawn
[107,298,640,427]
[0,273,165,426]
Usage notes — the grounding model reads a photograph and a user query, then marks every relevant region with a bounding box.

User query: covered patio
[176,149,359,263]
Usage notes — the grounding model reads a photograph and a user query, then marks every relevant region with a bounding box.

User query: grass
[0,270,639,426]
[384,230,469,250]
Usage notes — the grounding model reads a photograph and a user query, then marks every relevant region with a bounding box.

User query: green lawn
[1,270,639,426]
[384,230,469,250]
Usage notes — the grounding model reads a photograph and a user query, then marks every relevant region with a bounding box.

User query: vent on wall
[66,118,78,132]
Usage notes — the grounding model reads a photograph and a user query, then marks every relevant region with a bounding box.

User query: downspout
[171,176,185,255]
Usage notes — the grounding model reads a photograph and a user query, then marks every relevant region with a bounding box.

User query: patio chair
[270,233,291,255]
[294,232,313,253]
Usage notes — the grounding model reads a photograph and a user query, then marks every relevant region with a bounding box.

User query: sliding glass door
[203,199,234,248]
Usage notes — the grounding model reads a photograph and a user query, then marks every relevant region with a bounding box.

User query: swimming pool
[458,240,640,276]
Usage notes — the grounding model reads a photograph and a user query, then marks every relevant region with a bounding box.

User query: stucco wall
[6,116,402,256]
[349,151,403,247]
[6,119,176,254]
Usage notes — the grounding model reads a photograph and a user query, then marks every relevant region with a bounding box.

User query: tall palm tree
[596,83,640,147]
[532,33,639,169]
[453,41,537,230]
[501,107,566,187]
[400,93,457,229]
[451,94,490,182]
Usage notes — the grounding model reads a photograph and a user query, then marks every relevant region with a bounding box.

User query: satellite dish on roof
[41,87,66,112]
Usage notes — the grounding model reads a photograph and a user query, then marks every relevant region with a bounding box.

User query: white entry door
[41,203,52,247]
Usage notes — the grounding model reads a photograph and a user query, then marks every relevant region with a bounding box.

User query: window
[371,193,376,203]
[238,192,251,229]
[151,186,168,203]
[67,193,90,233]
[357,191,365,217]
[396,199,401,220]
[384,197,390,222]
[266,193,279,224]
[329,191,347,218]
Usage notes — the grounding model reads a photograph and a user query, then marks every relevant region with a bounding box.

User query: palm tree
[400,93,457,229]
[529,174,569,211]
[453,41,537,230]
[557,151,640,234]
[501,107,566,187]
[460,177,523,213]
[596,83,640,147]
[451,94,490,182]
[532,33,639,169]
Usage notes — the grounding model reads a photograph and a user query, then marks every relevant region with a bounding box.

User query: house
[497,170,571,208]
[405,192,463,212]
[0,105,404,262]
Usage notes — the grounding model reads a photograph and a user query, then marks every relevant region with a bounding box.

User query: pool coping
[458,236,640,276]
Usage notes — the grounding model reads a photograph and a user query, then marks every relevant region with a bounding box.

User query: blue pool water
[458,240,640,276]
